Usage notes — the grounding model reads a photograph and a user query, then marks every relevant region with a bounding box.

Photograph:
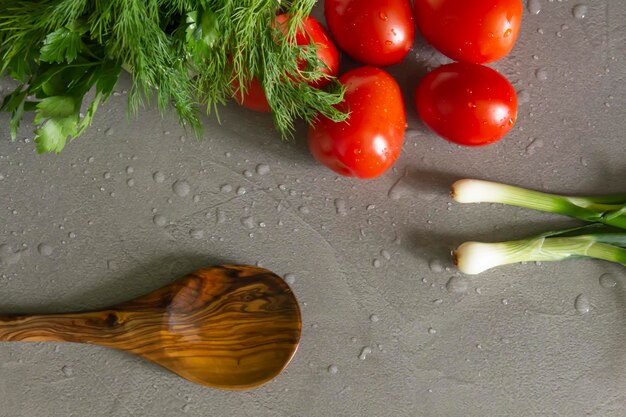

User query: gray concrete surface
[1,1,625,416]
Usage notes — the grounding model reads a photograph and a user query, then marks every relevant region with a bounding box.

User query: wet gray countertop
[1,2,625,416]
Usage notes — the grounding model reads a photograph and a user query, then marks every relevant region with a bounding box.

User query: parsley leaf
[35,115,79,154]
[40,27,85,64]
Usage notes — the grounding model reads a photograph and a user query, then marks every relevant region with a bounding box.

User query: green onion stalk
[452,179,626,229]
[453,225,626,275]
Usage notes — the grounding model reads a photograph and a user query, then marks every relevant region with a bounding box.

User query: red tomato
[276,14,340,88]
[325,0,414,66]
[308,67,406,179]
[233,15,340,112]
[415,63,518,146]
[414,0,523,64]
[233,77,271,112]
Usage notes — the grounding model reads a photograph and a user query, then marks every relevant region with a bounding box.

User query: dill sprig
[0,0,347,153]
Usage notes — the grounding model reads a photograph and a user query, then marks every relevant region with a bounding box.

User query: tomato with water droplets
[325,0,414,66]
[414,0,523,64]
[308,67,406,179]
[415,63,518,146]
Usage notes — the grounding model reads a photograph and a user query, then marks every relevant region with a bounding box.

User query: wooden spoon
[0,265,302,390]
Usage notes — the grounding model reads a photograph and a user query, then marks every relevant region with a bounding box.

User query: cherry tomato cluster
[236,0,524,179]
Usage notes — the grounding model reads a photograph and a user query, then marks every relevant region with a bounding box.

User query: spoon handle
[0,311,125,346]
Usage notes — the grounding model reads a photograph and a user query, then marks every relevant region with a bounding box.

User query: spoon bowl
[0,265,302,390]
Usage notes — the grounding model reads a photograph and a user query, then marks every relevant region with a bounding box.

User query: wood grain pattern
[0,265,302,390]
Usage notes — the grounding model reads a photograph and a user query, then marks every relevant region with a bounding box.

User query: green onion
[453,225,626,275]
[451,179,626,229]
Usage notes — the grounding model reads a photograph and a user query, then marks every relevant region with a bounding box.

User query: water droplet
[372,259,381,268]
[429,259,444,273]
[105,127,114,136]
[380,249,391,260]
[284,273,296,285]
[428,327,437,334]
[107,260,118,270]
[599,273,617,289]
[153,214,167,227]
[68,232,76,239]
[215,209,226,224]
[504,28,512,37]
[243,170,253,178]
[126,166,134,174]
[574,294,591,314]
[384,40,392,46]
[527,0,542,15]
[220,184,233,193]
[446,276,468,294]
[103,171,111,179]
[189,229,204,239]
[334,198,348,216]
[327,364,338,374]
[241,216,255,229]
[87,156,95,163]
[525,137,544,155]
[379,12,388,20]
[0,244,21,265]
[153,171,165,183]
[126,178,135,187]
[182,404,190,413]
[370,314,380,323]
[517,89,530,105]
[359,346,372,360]
[572,4,588,19]
[432,299,443,305]
[501,298,510,305]
[192,195,200,203]
[236,186,246,195]
[172,180,190,197]
[61,365,74,377]
[535,68,548,81]
[298,206,310,214]
[37,243,53,256]
[256,164,270,175]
